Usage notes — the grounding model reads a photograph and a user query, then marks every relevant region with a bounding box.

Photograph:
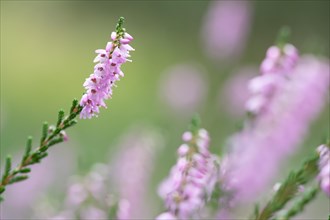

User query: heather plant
[1,13,329,220]
[0,17,134,202]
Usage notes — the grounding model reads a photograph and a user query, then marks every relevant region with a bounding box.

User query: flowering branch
[0,17,134,202]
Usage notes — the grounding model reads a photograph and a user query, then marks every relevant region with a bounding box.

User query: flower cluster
[260,44,299,75]
[50,164,115,220]
[222,53,329,203]
[80,18,134,119]
[246,44,299,114]
[31,127,162,220]
[111,127,162,219]
[157,128,219,219]
[317,144,330,197]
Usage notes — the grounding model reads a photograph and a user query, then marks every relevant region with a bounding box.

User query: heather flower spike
[246,27,299,115]
[80,17,134,119]
[50,163,115,220]
[157,115,220,219]
[259,26,298,76]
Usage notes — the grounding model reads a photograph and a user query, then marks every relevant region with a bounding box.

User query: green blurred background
[1,0,329,218]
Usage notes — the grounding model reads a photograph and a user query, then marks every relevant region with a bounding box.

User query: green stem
[0,99,82,201]
[276,186,319,220]
[255,154,319,220]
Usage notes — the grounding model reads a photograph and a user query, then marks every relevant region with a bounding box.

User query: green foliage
[70,99,79,114]
[276,26,291,48]
[116,17,125,34]
[8,175,28,184]
[0,98,82,201]
[189,114,201,135]
[19,168,31,174]
[56,110,65,127]
[276,186,318,220]
[255,153,320,220]
[40,122,49,145]
[3,156,12,180]
[48,137,64,147]
[108,201,120,219]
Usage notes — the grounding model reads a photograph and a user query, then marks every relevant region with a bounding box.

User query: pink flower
[158,129,219,219]
[246,44,299,115]
[80,206,107,220]
[222,54,330,204]
[220,66,258,117]
[260,44,299,75]
[201,1,252,62]
[112,126,163,219]
[156,212,177,220]
[80,27,134,119]
[159,64,208,115]
[47,163,115,219]
[317,145,330,197]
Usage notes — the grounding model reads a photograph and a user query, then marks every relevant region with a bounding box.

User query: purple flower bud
[260,44,299,75]
[60,130,68,141]
[182,131,193,142]
[177,144,189,156]
[111,32,117,41]
[120,38,131,44]
[266,46,281,59]
[124,33,134,41]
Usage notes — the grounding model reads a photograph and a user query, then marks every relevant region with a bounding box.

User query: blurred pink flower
[48,163,115,219]
[317,145,330,197]
[80,206,107,220]
[0,144,77,219]
[245,44,300,114]
[201,0,253,62]
[112,126,163,219]
[158,129,219,219]
[159,64,208,115]
[260,44,299,75]
[156,212,177,220]
[220,66,258,117]
[222,55,329,203]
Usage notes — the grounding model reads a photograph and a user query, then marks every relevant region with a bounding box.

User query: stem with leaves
[0,99,82,201]
[253,154,319,220]
[276,185,319,220]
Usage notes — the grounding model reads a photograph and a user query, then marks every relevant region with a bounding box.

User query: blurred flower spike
[80,17,134,119]
[157,116,220,219]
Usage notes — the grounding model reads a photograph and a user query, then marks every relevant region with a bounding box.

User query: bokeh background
[1,0,329,219]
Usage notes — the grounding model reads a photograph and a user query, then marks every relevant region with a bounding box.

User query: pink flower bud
[182,131,192,142]
[177,144,189,156]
